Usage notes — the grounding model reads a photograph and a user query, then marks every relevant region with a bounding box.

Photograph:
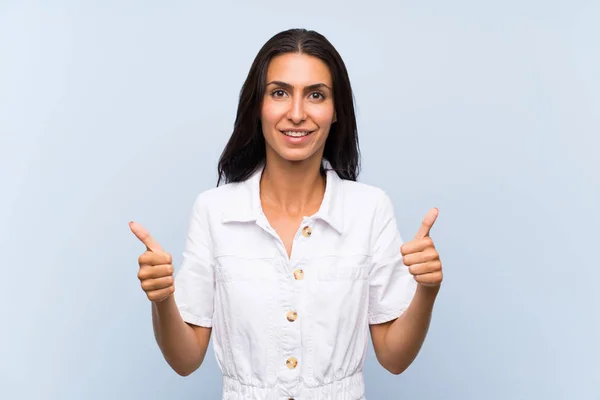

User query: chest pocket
[315,254,371,281]
[212,223,282,282]
[215,252,278,282]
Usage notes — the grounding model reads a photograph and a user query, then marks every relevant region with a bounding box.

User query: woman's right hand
[129,221,175,303]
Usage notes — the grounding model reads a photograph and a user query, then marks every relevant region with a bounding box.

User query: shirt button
[286,356,298,369]
[286,310,298,322]
[293,269,304,280]
[301,225,312,237]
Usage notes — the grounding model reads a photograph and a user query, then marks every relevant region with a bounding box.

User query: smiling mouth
[280,130,315,138]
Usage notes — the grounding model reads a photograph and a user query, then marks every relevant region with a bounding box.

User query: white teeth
[283,131,311,137]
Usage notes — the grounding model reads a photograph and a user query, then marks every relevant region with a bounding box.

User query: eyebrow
[266,80,332,92]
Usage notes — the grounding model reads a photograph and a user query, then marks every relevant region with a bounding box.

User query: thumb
[129,221,165,253]
[414,208,439,239]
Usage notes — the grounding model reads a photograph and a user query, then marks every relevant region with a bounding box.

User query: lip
[279,129,316,143]
[279,129,315,133]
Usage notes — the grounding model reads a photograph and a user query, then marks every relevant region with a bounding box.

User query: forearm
[152,296,208,376]
[381,285,439,374]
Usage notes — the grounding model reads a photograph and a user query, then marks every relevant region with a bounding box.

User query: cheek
[261,100,286,127]
[311,106,336,128]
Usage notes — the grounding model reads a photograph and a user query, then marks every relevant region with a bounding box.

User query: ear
[332,111,337,123]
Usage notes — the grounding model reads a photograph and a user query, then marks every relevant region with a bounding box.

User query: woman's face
[260,53,336,164]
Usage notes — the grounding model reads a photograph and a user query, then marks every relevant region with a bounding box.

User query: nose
[286,96,306,124]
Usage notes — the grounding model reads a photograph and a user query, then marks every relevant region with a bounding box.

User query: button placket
[279,220,312,385]
[280,258,302,382]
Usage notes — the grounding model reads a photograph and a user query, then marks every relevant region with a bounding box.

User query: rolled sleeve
[368,191,417,325]
[173,193,215,328]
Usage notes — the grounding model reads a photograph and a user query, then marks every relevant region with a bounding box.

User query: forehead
[266,53,332,86]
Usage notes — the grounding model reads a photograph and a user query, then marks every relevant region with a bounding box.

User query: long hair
[217,28,360,185]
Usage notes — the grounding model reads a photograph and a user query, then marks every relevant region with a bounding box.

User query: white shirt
[174,161,417,399]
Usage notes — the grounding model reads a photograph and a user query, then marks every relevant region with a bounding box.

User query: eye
[271,89,287,98]
[309,92,325,100]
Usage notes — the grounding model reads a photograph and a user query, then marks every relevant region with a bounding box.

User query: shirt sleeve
[173,193,215,328]
[368,191,417,325]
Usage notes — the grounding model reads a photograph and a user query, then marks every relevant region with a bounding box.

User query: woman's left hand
[400,208,443,288]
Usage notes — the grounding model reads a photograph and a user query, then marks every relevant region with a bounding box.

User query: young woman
[130,28,443,399]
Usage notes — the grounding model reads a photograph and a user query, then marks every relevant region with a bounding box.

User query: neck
[260,154,325,217]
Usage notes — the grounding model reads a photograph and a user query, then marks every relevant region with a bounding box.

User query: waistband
[222,371,365,399]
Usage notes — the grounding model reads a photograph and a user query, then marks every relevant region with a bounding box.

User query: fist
[401,208,443,288]
[130,221,175,303]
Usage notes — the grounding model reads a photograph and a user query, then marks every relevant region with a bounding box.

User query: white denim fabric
[174,161,417,400]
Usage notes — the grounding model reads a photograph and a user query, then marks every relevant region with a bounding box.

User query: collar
[221,159,344,234]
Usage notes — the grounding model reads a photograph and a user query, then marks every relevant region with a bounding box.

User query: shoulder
[338,179,391,210]
[335,178,399,232]
[190,181,252,215]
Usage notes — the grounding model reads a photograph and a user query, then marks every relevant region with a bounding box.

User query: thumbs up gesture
[129,221,175,303]
[400,208,443,288]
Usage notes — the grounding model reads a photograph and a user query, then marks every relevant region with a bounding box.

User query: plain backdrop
[1,1,599,399]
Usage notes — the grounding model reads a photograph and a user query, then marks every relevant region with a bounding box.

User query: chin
[278,150,318,163]
[268,146,323,164]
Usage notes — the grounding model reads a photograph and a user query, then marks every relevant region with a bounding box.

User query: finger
[401,237,435,256]
[129,221,164,253]
[138,251,172,267]
[402,248,439,266]
[140,276,174,292]
[408,260,442,276]
[415,208,439,239]
[413,271,443,286]
[138,264,174,280]
[147,286,175,303]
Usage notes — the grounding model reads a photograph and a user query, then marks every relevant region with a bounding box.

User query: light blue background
[1,1,598,399]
